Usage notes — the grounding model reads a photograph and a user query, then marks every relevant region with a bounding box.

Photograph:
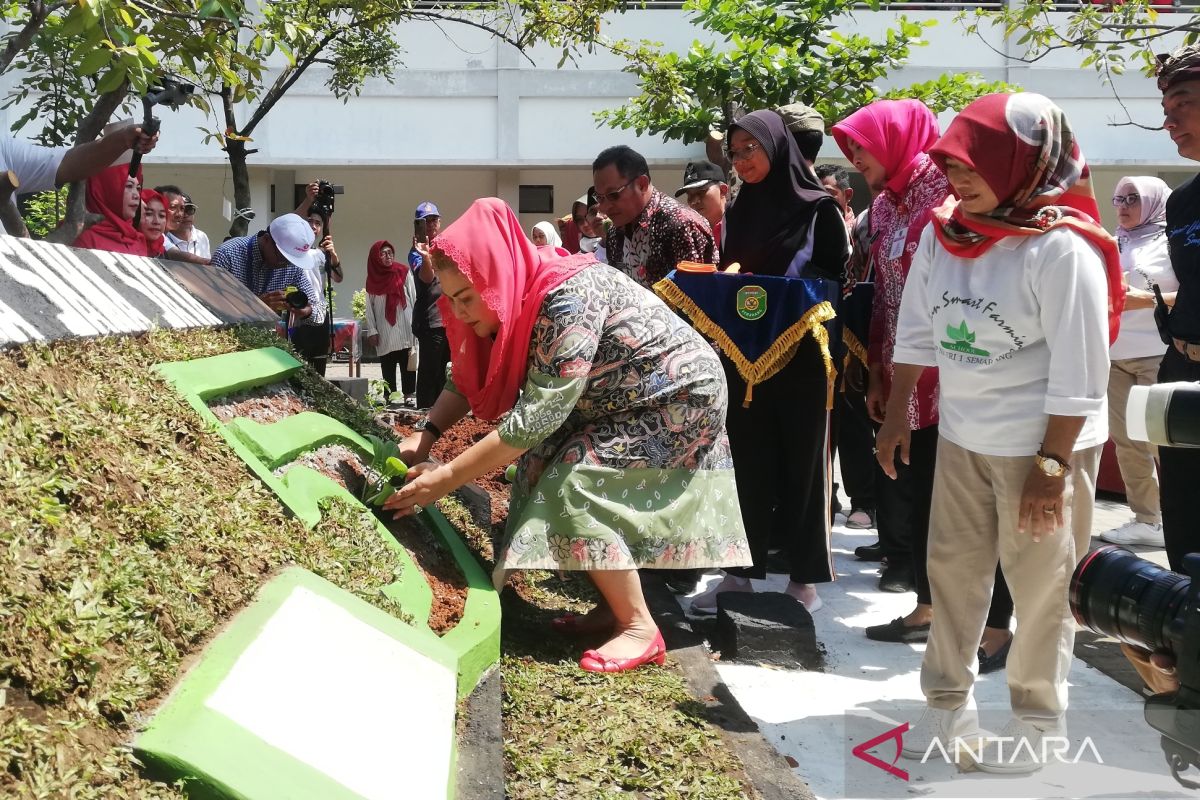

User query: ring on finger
[1042,507,1056,515]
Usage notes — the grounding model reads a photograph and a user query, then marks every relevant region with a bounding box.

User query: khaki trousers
[920,438,1100,728]
[1107,356,1162,524]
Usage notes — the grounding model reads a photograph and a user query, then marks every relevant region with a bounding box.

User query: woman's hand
[1017,466,1067,542]
[1124,286,1156,311]
[875,414,910,480]
[866,363,887,423]
[382,462,455,518]
[367,333,380,349]
[396,432,430,466]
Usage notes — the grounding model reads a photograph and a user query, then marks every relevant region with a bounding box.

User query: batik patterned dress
[478,264,749,578]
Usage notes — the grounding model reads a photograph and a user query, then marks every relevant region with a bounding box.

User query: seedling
[504,464,517,483]
[361,434,409,507]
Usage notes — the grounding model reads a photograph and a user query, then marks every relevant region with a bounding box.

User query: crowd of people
[21,42,1199,773]
[364,47,1200,773]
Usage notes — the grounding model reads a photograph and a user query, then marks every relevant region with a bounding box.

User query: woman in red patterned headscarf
[381,198,750,674]
[73,164,147,256]
[874,92,1121,772]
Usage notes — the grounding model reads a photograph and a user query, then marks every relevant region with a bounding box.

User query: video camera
[310,179,344,219]
[1069,380,1200,788]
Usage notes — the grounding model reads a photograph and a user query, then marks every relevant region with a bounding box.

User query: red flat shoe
[579,630,666,674]
[550,612,613,636]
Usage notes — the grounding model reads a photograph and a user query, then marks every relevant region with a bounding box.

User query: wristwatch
[1035,450,1070,478]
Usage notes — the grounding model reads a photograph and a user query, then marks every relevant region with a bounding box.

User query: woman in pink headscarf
[382,198,749,674]
[137,188,169,257]
[834,99,1015,667]
[73,163,147,256]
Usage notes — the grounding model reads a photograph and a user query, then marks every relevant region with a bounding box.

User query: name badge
[887,229,907,261]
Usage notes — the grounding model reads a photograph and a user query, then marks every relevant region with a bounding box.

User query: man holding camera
[211,213,326,327]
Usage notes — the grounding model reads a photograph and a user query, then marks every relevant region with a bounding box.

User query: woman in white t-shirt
[1099,176,1176,548]
[875,93,1124,772]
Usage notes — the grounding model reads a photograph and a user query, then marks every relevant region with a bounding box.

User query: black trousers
[724,337,833,584]
[833,382,876,511]
[416,328,450,409]
[379,348,415,396]
[1158,347,1200,573]
[290,323,329,377]
[876,423,1012,626]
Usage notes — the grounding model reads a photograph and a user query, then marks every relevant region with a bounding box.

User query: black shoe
[878,563,914,593]
[662,569,703,595]
[866,616,931,643]
[978,635,1013,674]
[854,541,884,562]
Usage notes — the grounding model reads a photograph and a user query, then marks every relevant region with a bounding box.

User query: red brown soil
[208,382,308,423]
[387,414,511,529]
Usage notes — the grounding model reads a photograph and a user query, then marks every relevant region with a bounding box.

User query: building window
[519,185,555,215]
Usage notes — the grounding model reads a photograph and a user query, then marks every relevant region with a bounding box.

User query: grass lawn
[0,326,754,799]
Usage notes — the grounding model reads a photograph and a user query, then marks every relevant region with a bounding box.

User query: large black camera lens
[1071,545,1190,655]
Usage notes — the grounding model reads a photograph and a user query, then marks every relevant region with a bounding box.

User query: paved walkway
[683,485,1187,799]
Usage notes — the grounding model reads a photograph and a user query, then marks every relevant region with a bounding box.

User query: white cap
[268,213,315,269]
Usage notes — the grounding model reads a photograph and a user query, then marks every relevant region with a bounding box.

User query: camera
[1072,547,1200,787]
[284,287,309,310]
[310,179,344,218]
[1128,382,1200,448]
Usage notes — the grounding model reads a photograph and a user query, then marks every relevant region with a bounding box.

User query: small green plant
[360,434,408,507]
[352,289,367,320]
[21,187,69,238]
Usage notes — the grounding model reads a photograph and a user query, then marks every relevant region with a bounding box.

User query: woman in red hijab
[364,240,417,404]
[383,198,749,674]
[874,93,1122,773]
[834,99,1015,670]
[137,188,169,257]
[73,163,147,256]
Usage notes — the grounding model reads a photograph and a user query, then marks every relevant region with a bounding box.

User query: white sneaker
[900,705,981,760]
[1099,520,1165,547]
[971,717,1064,774]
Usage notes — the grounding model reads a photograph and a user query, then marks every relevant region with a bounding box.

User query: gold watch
[1035,450,1070,478]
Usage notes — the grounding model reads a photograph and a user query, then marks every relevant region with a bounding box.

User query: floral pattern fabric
[604,189,718,288]
[493,265,750,578]
[868,154,945,431]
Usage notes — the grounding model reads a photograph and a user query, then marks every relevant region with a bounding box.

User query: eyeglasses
[183,203,197,215]
[725,142,762,162]
[1112,193,1141,208]
[595,180,636,204]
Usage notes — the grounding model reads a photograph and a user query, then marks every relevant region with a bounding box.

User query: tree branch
[239,28,342,136]
[0,0,71,74]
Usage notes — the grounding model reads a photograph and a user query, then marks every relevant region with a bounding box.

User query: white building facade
[9,6,1191,300]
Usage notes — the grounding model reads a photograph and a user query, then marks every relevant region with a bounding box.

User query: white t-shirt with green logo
[894,225,1109,457]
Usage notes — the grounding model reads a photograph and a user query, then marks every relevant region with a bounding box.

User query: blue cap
[415,201,440,220]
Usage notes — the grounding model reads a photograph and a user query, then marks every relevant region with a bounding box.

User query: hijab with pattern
[721,109,837,276]
[927,92,1124,344]
[432,198,597,422]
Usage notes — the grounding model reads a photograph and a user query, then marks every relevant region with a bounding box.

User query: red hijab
[433,198,595,422]
[928,92,1124,344]
[832,99,940,195]
[73,163,147,256]
[139,188,167,257]
[365,240,407,325]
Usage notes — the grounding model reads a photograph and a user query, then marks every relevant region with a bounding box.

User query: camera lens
[1070,545,1189,655]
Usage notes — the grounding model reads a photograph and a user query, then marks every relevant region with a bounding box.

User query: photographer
[211,213,325,327]
[289,181,343,374]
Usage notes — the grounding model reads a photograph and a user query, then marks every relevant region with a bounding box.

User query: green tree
[597,0,1010,144]
[960,0,1183,128]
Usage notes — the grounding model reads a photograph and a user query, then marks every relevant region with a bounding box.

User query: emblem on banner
[736,285,767,321]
